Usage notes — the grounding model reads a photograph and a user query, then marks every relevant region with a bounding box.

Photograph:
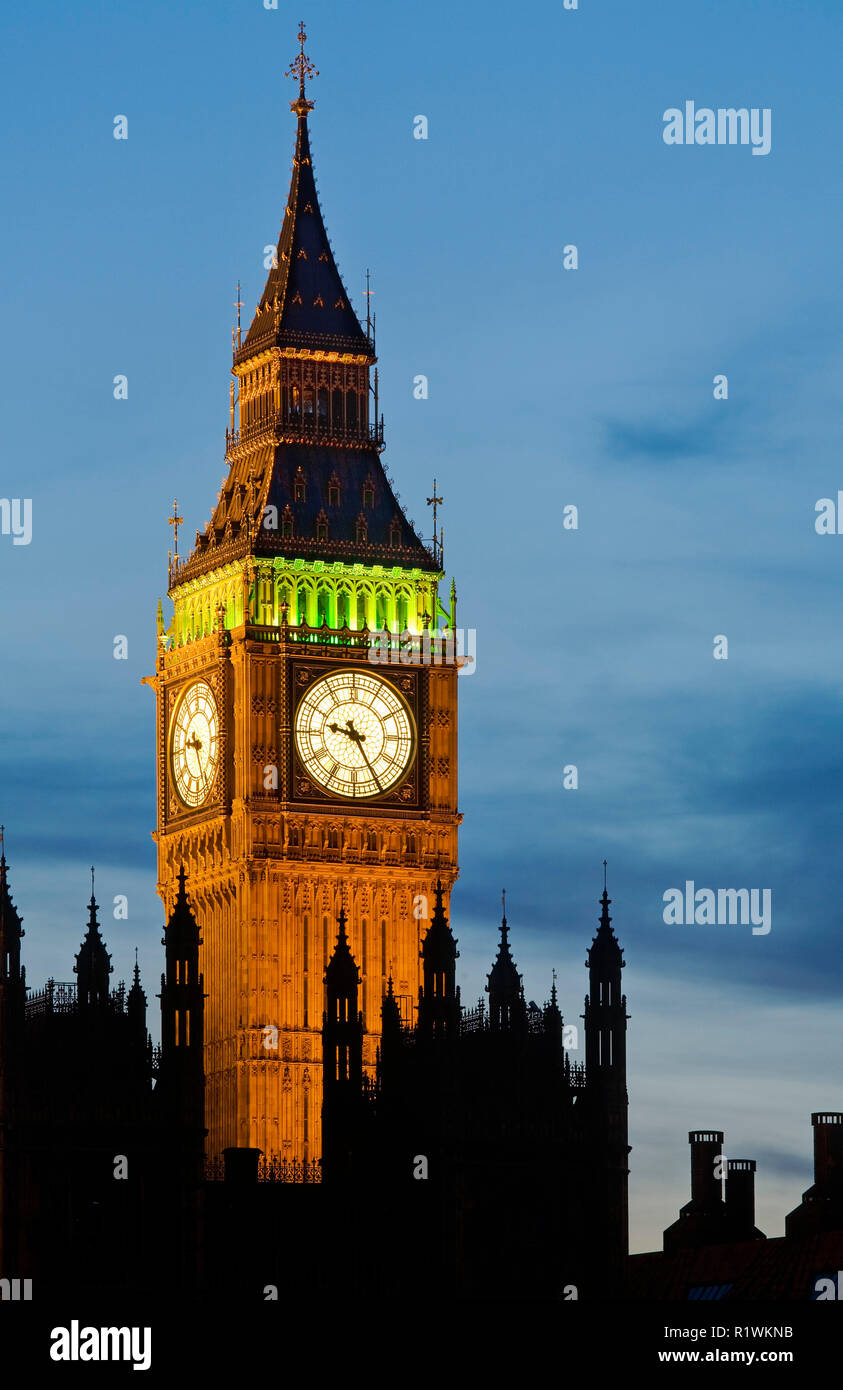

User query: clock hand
[347,728,383,792]
[327,720,382,791]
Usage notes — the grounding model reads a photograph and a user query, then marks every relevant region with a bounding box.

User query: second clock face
[170,679,220,809]
[295,670,415,799]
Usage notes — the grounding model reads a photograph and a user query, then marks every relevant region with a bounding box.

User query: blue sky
[1,0,842,1250]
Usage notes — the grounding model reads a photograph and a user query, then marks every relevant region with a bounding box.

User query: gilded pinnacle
[287,20,318,116]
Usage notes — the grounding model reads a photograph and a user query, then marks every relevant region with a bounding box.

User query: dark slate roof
[180,442,437,581]
[260,444,431,564]
[240,112,370,359]
[174,102,439,587]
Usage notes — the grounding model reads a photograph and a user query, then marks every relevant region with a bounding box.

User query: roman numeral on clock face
[293,670,416,800]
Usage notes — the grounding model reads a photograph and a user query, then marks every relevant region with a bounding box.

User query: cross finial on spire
[234,280,243,346]
[364,268,373,339]
[90,865,96,900]
[169,498,183,557]
[501,887,507,928]
[603,858,608,892]
[427,479,444,566]
[287,21,318,114]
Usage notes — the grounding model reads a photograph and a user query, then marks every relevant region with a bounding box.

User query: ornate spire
[544,966,563,1048]
[325,906,360,989]
[588,861,625,965]
[381,973,402,1035]
[74,868,113,1008]
[180,25,438,584]
[287,20,318,116]
[0,825,25,958]
[487,890,520,993]
[241,25,367,360]
[421,879,459,966]
[486,890,525,1032]
[127,947,148,1033]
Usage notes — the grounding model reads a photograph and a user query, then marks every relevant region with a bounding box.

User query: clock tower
[147,28,460,1165]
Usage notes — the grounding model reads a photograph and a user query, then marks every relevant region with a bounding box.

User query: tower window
[328,476,340,507]
[389,520,401,548]
[362,482,374,508]
[293,470,306,502]
[316,513,329,542]
[356,516,368,544]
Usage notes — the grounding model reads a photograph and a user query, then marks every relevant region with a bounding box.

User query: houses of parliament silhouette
[1,28,842,1303]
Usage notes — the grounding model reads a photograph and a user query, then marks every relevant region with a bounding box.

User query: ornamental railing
[25,980,78,1018]
[225,416,383,453]
[203,1154,322,1184]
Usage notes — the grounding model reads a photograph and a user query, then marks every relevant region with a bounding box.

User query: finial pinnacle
[501,887,507,929]
[287,20,318,114]
[426,478,444,566]
[603,858,608,892]
[168,498,183,581]
[90,865,96,901]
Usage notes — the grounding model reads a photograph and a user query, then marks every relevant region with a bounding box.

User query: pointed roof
[175,28,439,586]
[486,891,522,999]
[325,906,360,990]
[587,862,626,968]
[0,827,24,948]
[381,974,402,1033]
[240,112,370,360]
[127,947,147,1020]
[163,865,203,950]
[239,25,369,361]
[74,868,113,1007]
[420,881,459,965]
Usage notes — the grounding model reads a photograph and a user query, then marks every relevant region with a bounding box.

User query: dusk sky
[2,0,842,1251]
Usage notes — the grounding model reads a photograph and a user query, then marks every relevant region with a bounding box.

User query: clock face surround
[170,679,220,809]
[294,670,415,799]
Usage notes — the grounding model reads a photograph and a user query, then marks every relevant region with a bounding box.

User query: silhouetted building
[0,855,205,1296]
[320,880,630,1299]
[628,1116,843,1300]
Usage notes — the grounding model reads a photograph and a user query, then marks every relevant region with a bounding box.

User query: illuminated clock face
[295,671,415,799]
[170,680,220,809]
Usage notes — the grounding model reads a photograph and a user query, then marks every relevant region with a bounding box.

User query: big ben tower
[147,26,459,1165]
